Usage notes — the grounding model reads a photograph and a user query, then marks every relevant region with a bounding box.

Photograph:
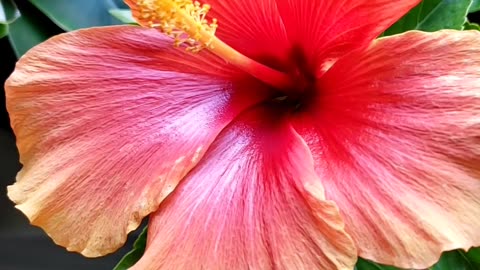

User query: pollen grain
[136,0,218,52]
[134,0,294,90]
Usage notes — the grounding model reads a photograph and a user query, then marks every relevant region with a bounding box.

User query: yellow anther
[136,0,218,52]
[134,0,294,90]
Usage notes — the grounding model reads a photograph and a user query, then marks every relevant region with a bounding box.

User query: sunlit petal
[294,30,480,268]
[131,106,357,270]
[275,0,421,73]
[6,25,269,257]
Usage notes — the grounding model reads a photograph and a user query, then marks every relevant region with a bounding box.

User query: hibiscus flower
[5,0,480,269]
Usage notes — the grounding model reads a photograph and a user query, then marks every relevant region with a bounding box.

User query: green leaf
[431,249,480,270]
[0,0,18,38]
[0,0,19,24]
[111,0,129,8]
[384,0,472,36]
[464,21,480,30]
[8,16,51,57]
[0,23,7,38]
[7,2,61,58]
[29,0,123,31]
[355,258,400,270]
[109,9,136,24]
[470,0,480,12]
[465,248,480,265]
[114,227,147,270]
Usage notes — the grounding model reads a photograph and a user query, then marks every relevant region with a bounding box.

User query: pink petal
[131,106,357,270]
[125,0,291,66]
[294,30,480,268]
[6,26,269,257]
[206,0,291,65]
[275,0,421,73]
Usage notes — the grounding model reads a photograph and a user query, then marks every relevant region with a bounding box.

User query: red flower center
[261,46,318,113]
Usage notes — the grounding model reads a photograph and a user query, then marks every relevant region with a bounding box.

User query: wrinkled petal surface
[206,0,290,67]
[211,0,420,71]
[294,30,480,268]
[125,0,420,73]
[275,0,421,72]
[125,0,291,67]
[131,106,357,270]
[6,26,269,257]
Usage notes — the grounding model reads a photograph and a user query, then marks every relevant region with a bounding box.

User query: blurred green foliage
[384,0,472,36]
[0,0,129,57]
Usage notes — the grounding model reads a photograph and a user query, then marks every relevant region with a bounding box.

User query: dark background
[0,39,136,270]
[0,2,479,270]
[0,38,132,270]
[0,1,137,269]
